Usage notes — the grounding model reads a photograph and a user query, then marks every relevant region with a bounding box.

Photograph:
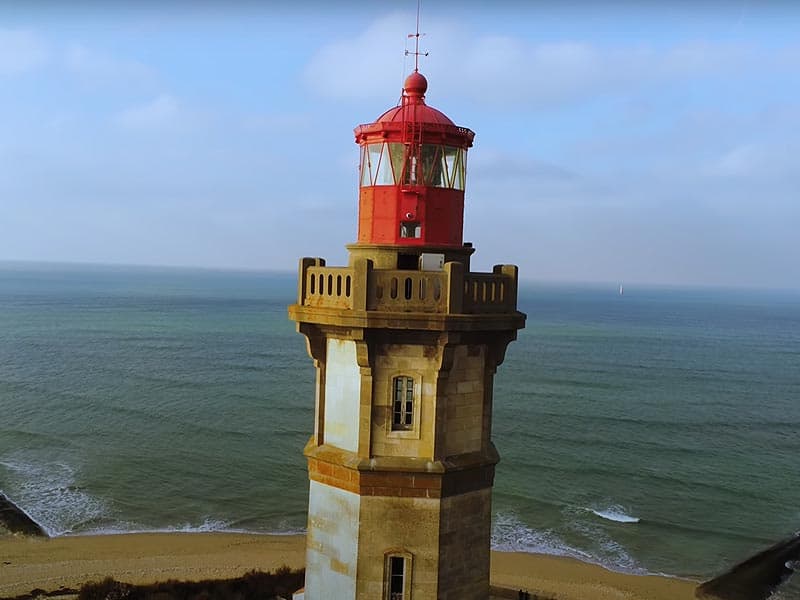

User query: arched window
[384,551,413,600]
[392,376,414,431]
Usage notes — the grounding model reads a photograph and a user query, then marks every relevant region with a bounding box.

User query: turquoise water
[0,263,798,582]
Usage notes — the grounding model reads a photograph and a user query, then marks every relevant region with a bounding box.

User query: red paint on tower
[353,71,475,247]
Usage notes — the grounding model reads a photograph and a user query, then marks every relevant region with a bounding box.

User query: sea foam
[566,506,645,574]
[590,506,641,524]
[491,512,593,560]
[0,454,110,537]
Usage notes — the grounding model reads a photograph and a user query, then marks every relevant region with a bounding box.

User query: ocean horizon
[1,262,798,583]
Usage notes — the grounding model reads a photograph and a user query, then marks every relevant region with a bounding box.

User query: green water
[0,263,798,583]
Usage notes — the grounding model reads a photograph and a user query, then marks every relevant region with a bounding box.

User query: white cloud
[706,141,799,180]
[303,12,415,100]
[305,15,800,108]
[65,44,156,87]
[459,39,797,107]
[116,94,180,129]
[0,28,47,75]
[470,149,577,183]
[303,16,637,105]
[660,41,753,76]
[241,113,312,134]
[454,38,637,105]
[708,143,765,177]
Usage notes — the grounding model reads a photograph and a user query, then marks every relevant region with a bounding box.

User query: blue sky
[1,1,798,288]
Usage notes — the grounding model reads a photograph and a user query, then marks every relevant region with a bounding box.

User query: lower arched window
[385,551,412,600]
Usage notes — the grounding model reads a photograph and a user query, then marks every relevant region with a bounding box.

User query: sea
[0,262,798,587]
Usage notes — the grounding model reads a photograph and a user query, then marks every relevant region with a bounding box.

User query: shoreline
[0,532,699,600]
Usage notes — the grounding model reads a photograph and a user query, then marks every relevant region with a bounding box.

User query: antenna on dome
[405,0,428,72]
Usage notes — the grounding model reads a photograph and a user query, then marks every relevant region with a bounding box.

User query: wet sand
[0,532,698,599]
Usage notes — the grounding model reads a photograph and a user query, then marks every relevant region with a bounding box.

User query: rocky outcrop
[696,532,800,600]
[0,492,47,537]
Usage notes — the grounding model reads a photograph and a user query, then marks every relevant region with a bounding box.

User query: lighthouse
[288,68,525,600]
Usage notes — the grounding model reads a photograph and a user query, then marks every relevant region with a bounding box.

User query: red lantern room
[353,70,475,248]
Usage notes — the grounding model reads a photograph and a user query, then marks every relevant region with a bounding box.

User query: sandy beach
[0,532,698,599]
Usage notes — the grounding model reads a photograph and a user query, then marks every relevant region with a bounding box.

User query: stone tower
[288,69,525,600]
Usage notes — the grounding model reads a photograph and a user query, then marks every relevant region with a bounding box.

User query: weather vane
[405,0,428,72]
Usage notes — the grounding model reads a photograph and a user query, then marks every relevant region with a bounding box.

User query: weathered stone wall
[443,344,486,457]
[370,343,438,459]
[305,480,360,600]
[356,495,441,600]
[437,487,493,600]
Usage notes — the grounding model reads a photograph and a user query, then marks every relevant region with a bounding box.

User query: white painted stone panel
[306,480,360,600]
[324,338,360,452]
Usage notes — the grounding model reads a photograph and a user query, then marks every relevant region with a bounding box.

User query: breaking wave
[0,454,110,537]
[590,505,641,524]
[491,511,594,560]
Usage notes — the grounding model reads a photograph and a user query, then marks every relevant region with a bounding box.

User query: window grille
[359,142,466,191]
[389,556,405,599]
[385,552,411,600]
[392,376,414,430]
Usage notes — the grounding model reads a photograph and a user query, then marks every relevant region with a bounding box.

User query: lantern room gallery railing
[296,258,518,315]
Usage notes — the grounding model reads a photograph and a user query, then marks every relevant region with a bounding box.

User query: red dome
[353,70,473,148]
[375,104,455,126]
[373,70,455,126]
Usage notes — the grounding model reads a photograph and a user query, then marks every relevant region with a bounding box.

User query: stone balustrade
[301,263,356,310]
[297,258,518,315]
[463,270,516,314]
